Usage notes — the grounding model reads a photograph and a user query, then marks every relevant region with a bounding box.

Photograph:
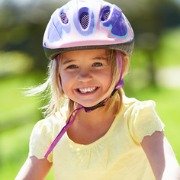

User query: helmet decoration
[43,0,134,60]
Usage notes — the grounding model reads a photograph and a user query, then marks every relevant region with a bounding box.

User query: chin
[77,99,102,108]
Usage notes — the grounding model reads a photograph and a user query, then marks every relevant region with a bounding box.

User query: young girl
[16,0,180,179]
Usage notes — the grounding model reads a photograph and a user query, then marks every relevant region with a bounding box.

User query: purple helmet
[43,0,134,60]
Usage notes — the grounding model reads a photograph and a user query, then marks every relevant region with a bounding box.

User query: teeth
[78,87,96,94]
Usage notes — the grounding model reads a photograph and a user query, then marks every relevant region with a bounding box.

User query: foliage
[0,73,44,133]
[0,51,33,76]
[0,0,179,75]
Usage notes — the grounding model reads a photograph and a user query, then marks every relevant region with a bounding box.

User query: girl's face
[59,49,113,107]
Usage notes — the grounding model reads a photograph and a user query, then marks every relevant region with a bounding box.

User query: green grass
[0,124,33,179]
[0,73,42,124]
[0,73,44,179]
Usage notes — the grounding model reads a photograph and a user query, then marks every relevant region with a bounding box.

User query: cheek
[96,69,113,88]
[59,71,65,89]
[59,71,73,92]
[105,68,113,88]
[103,67,113,81]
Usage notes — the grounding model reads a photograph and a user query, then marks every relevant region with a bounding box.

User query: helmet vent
[100,6,110,21]
[79,12,89,29]
[60,11,69,24]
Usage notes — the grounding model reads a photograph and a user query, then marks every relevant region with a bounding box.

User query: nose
[77,69,92,82]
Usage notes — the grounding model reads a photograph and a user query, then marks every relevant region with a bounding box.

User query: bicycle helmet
[43,0,134,60]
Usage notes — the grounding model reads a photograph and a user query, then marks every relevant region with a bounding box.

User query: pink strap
[44,106,83,158]
[115,51,124,89]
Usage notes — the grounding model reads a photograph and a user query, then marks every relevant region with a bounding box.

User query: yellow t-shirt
[28,96,164,180]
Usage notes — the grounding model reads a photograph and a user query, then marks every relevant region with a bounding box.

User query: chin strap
[84,98,107,112]
[44,97,110,158]
[44,105,83,159]
[44,51,124,158]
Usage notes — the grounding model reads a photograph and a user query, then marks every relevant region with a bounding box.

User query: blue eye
[92,62,103,67]
[66,64,78,69]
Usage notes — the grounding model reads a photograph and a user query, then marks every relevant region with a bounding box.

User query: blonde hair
[27,50,129,117]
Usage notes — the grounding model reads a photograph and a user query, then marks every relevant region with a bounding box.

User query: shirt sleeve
[128,100,165,144]
[28,119,53,162]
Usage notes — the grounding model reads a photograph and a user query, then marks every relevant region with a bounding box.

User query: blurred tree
[130,0,180,86]
[0,0,179,83]
[0,1,59,71]
[127,0,179,87]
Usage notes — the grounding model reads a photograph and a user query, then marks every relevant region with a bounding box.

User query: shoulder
[123,94,155,107]
[30,104,69,145]
[122,95,165,143]
[28,106,68,161]
[122,95,157,116]
[34,104,68,132]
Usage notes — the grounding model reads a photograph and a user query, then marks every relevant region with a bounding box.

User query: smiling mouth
[76,87,99,94]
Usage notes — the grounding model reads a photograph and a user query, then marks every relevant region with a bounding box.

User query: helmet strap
[44,105,83,158]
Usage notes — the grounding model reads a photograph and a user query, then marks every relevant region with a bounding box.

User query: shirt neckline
[66,106,124,151]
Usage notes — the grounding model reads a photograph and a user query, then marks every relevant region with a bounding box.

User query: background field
[0,0,179,179]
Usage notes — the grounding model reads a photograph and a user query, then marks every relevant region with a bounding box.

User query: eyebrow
[61,59,75,65]
[61,55,108,65]
[92,56,108,60]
